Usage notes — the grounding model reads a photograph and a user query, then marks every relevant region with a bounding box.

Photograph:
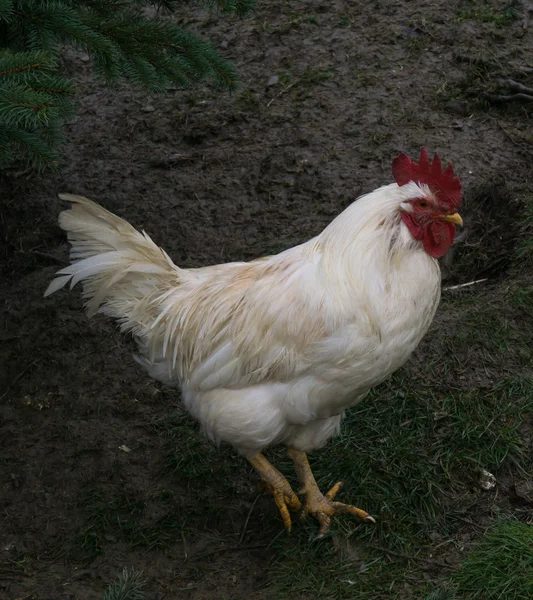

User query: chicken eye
[418,199,429,208]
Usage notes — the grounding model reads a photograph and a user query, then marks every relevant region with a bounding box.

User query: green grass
[300,67,335,84]
[453,521,533,599]
[424,520,533,600]
[266,370,531,598]
[75,488,153,557]
[103,568,146,600]
[150,409,243,495]
[456,2,520,27]
[423,590,456,600]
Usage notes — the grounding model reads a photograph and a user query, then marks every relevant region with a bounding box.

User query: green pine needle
[0,82,63,127]
[0,0,13,21]
[0,123,61,170]
[0,0,253,170]
[0,49,55,75]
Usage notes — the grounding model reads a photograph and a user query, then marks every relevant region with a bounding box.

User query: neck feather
[318,182,424,257]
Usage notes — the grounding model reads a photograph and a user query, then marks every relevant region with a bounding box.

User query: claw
[330,501,374,522]
[313,499,375,538]
[248,453,301,533]
[273,489,293,531]
[268,484,301,532]
[315,510,332,538]
[287,449,375,535]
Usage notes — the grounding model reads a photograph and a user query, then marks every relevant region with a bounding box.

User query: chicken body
[46,162,457,535]
[161,183,441,457]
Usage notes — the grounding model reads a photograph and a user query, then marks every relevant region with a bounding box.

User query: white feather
[46,184,441,457]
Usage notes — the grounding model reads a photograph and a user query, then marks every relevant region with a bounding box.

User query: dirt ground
[1,1,532,598]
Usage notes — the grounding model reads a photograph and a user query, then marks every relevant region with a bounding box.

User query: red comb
[392,147,462,211]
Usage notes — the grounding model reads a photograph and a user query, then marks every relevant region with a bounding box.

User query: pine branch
[17,72,76,96]
[0,49,54,75]
[17,2,118,63]
[0,0,256,171]
[0,123,61,170]
[85,12,238,90]
[0,83,64,127]
[0,0,14,21]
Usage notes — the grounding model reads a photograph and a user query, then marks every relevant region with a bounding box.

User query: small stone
[141,105,155,113]
[513,481,533,504]
[478,468,496,490]
[267,75,279,87]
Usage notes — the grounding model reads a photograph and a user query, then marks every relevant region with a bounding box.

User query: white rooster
[45,148,463,536]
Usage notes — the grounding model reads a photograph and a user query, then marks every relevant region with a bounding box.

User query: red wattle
[401,213,455,258]
[422,221,455,258]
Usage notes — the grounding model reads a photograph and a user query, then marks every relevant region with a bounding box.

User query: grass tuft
[453,520,533,599]
[423,588,456,600]
[456,2,520,27]
[103,567,146,600]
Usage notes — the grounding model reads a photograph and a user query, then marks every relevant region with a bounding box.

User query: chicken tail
[44,194,185,336]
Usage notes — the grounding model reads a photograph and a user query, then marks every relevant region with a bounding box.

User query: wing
[137,245,332,392]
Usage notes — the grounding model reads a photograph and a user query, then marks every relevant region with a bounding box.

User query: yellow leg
[247,453,301,532]
[288,448,375,538]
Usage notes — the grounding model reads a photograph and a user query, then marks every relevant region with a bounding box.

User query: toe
[331,501,375,522]
[325,481,343,501]
[285,491,302,511]
[274,491,293,532]
[280,479,301,511]
[315,510,332,538]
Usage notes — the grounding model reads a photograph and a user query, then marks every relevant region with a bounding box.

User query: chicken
[45,148,463,536]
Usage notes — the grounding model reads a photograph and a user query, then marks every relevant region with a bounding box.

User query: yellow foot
[301,480,375,538]
[248,453,301,531]
[288,448,375,538]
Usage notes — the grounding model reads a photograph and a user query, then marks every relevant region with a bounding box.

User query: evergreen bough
[0,0,253,171]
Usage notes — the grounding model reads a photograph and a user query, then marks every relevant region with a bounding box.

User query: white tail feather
[45,194,184,333]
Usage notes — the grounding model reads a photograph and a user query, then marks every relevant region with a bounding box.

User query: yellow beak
[439,212,463,227]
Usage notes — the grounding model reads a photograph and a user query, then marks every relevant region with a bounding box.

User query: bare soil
[1,1,532,598]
